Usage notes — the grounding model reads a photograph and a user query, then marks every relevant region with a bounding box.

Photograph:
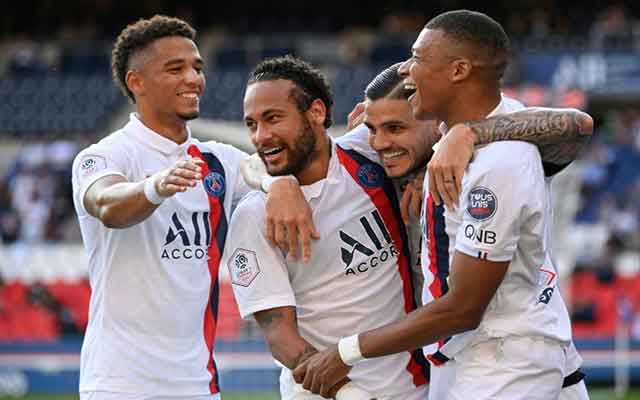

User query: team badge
[467,186,497,221]
[79,155,106,178]
[228,248,260,287]
[204,171,225,197]
[357,164,384,188]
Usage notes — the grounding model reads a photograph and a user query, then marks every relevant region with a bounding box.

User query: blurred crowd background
[1,0,640,396]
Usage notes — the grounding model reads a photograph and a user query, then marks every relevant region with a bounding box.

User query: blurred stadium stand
[1,0,640,396]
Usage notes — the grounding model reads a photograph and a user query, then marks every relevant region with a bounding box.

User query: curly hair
[248,55,334,129]
[111,15,196,103]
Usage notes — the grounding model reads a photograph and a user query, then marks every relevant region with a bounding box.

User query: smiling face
[398,28,454,121]
[129,36,205,122]
[364,97,440,178]
[243,79,320,176]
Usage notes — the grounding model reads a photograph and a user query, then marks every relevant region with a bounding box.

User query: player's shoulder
[335,124,379,163]
[193,138,249,167]
[233,190,267,218]
[72,129,129,169]
[470,141,543,182]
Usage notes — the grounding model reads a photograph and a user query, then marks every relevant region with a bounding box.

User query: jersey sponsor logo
[78,155,106,178]
[204,171,225,197]
[228,248,260,286]
[356,163,384,188]
[340,210,397,276]
[463,224,496,245]
[537,266,557,304]
[467,186,497,221]
[161,211,212,261]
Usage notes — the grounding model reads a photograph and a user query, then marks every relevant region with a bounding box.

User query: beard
[263,117,317,176]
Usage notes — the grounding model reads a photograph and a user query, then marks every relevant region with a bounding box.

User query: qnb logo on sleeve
[161,212,212,261]
[466,186,497,221]
[339,210,398,276]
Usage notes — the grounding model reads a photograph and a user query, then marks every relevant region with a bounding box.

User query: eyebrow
[381,120,406,128]
[163,57,204,68]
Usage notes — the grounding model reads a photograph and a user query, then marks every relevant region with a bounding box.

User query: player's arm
[83,158,203,228]
[254,306,317,369]
[428,108,593,208]
[293,253,508,396]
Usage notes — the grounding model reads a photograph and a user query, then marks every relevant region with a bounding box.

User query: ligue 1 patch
[357,163,384,188]
[79,155,106,178]
[467,186,497,221]
[204,171,225,197]
[228,248,260,287]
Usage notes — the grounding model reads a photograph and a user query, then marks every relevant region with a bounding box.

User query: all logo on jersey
[227,248,260,287]
[339,210,397,276]
[204,172,225,197]
[357,164,384,188]
[467,186,497,221]
[161,211,212,260]
[79,154,106,178]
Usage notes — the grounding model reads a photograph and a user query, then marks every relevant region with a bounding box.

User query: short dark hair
[365,63,412,101]
[426,10,509,76]
[248,55,334,129]
[111,15,196,103]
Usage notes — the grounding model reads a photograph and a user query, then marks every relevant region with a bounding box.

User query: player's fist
[154,157,204,197]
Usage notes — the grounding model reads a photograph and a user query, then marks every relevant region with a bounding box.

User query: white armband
[261,175,298,193]
[338,334,364,366]
[143,175,165,205]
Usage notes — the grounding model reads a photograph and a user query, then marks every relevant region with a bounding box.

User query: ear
[450,58,472,83]
[125,70,144,99]
[307,98,327,127]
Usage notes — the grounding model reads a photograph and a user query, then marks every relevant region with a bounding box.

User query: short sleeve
[71,142,128,215]
[454,151,545,262]
[335,124,380,163]
[221,192,296,319]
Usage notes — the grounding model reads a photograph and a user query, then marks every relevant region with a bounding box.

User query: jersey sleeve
[71,142,128,215]
[221,192,296,319]
[454,149,545,262]
[335,124,380,164]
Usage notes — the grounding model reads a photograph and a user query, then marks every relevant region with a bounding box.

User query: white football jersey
[420,97,574,362]
[72,113,251,396]
[224,127,428,397]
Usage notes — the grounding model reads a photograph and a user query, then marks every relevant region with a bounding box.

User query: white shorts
[80,392,220,400]
[447,336,566,400]
[428,360,456,400]
[279,368,427,400]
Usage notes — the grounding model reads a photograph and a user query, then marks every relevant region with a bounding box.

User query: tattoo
[255,309,284,331]
[465,109,592,166]
[292,343,318,368]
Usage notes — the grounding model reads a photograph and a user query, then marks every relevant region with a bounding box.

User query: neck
[137,104,189,144]
[294,132,332,186]
[442,86,501,128]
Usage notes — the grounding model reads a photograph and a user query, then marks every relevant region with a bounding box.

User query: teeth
[179,93,199,99]
[383,150,406,159]
[263,146,284,155]
[404,83,417,90]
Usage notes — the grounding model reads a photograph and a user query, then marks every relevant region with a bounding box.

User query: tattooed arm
[467,107,594,166]
[427,108,594,209]
[254,306,317,369]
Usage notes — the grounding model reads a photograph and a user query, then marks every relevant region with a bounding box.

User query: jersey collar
[299,139,341,201]
[126,113,193,156]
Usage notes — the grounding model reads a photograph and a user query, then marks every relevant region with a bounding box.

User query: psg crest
[357,164,384,188]
[204,171,225,198]
[467,186,497,221]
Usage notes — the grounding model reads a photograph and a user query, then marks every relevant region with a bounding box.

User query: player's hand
[293,346,351,398]
[154,157,204,197]
[266,178,320,263]
[347,101,366,130]
[428,123,475,209]
[399,169,425,225]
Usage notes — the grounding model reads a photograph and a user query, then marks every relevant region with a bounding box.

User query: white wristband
[335,381,373,400]
[338,334,364,366]
[144,176,166,205]
[261,175,298,193]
